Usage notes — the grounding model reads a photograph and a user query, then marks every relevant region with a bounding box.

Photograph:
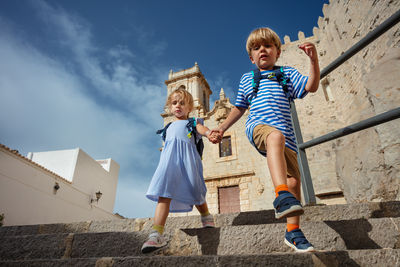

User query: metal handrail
[320,9,400,79]
[299,107,400,150]
[292,9,400,205]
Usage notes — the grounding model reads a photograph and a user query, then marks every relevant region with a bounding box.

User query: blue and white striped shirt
[235,66,308,154]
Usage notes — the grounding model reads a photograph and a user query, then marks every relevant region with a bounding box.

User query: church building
[164,63,298,215]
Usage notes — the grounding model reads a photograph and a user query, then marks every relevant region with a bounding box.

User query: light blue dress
[146,119,207,212]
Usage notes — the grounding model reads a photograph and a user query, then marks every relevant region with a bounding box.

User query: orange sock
[287,223,299,232]
[275,184,289,197]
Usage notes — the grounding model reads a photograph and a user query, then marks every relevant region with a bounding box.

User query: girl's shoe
[141,231,167,253]
[284,229,315,252]
[201,214,215,228]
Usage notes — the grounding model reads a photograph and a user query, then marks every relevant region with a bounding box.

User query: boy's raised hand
[299,42,318,62]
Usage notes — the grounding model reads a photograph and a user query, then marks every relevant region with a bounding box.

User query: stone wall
[278,0,400,203]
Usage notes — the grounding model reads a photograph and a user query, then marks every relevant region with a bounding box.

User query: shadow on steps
[181,228,221,255]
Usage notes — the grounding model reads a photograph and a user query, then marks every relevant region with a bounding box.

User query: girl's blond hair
[246,27,282,55]
[166,88,194,115]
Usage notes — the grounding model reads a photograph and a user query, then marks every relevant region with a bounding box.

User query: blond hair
[246,27,282,55]
[166,88,194,114]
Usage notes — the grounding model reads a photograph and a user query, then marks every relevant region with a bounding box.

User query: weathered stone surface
[1,249,399,267]
[112,255,218,267]
[39,221,91,235]
[0,258,98,266]
[70,231,148,258]
[0,224,39,238]
[1,201,400,238]
[3,218,398,260]
[0,233,69,260]
[162,218,400,256]
[89,219,135,233]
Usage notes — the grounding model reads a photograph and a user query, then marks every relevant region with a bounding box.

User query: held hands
[299,42,318,63]
[206,129,224,144]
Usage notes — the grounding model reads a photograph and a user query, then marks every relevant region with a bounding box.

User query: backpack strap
[186,118,204,158]
[248,68,262,104]
[273,66,291,101]
[249,66,292,103]
[156,122,172,142]
[186,117,197,139]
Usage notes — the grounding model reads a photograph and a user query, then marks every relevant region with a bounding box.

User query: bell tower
[162,63,212,122]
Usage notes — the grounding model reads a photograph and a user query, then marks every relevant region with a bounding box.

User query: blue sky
[0,0,328,218]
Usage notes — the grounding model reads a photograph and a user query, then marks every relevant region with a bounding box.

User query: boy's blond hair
[246,27,282,55]
[166,88,194,113]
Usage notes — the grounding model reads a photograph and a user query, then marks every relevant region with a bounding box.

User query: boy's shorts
[253,124,300,179]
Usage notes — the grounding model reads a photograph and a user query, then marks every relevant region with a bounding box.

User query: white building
[0,144,121,226]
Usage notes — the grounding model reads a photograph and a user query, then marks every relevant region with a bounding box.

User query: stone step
[0,249,399,267]
[1,201,399,237]
[1,218,399,260]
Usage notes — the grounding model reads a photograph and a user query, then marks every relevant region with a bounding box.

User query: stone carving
[257,183,265,195]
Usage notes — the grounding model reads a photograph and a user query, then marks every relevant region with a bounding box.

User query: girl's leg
[195,202,210,216]
[196,202,215,228]
[142,197,171,253]
[153,197,171,233]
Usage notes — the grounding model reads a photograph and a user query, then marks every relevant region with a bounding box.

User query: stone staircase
[0,201,399,266]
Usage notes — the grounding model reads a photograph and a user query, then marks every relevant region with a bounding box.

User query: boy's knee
[266,131,285,146]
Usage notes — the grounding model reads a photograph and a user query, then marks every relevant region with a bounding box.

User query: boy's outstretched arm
[299,42,320,93]
[210,106,247,143]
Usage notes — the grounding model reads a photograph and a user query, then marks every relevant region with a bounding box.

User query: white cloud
[31,0,167,123]
[0,1,167,218]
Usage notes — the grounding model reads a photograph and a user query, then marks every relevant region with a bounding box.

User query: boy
[212,27,320,252]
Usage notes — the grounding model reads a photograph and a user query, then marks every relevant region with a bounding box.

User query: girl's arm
[196,123,211,137]
[196,122,221,143]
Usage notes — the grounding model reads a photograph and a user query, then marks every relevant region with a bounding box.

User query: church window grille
[219,136,232,157]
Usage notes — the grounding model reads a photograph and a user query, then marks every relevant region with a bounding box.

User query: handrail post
[291,102,316,205]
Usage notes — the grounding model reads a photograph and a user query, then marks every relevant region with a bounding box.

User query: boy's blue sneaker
[273,191,304,219]
[284,229,315,252]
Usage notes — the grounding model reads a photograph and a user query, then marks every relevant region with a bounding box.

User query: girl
[141,88,219,253]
